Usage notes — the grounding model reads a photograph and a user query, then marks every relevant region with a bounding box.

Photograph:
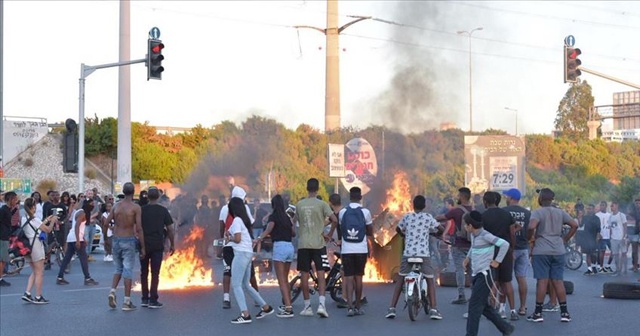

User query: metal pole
[78,64,86,193]
[325,0,340,132]
[579,67,640,90]
[0,0,4,176]
[117,0,132,185]
[468,35,473,132]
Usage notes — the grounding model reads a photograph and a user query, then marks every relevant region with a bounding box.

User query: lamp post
[457,27,483,132]
[505,107,518,136]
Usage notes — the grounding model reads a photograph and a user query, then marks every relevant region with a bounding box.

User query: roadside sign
[564,35,575,47]
[328,144,346,178]
[0,178,32,194]
[149,27,161,39]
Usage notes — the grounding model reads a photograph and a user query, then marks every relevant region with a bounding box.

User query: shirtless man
[106,182,145,311]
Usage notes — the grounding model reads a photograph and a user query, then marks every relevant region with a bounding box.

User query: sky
[4,0,640,135]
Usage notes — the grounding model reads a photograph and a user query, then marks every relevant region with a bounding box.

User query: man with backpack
[337,187,372,316]
[436,187,474,304]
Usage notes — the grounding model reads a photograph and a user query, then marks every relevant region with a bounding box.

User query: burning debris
[373,171,413,247]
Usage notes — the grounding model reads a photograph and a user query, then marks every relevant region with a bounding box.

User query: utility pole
[457,27,483,132]
[117,0,132,187]
[295,0,372,132]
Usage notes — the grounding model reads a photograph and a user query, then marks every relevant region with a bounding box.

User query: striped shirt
[466,228,510,276]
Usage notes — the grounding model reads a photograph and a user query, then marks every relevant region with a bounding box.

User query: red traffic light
[567,48,581,59]
[151,43,164,54]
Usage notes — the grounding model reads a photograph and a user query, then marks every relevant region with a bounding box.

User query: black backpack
[9,219,38,257]
[341,206,366,243]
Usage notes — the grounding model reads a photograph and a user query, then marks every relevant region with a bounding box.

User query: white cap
[231,186,246,199]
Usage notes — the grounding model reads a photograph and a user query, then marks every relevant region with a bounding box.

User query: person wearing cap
[526,188,577,323]
[502,188,531,317]
[218,186,256,309]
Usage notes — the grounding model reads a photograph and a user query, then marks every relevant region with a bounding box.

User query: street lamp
[504,107,518,136]
[457,27,483,132]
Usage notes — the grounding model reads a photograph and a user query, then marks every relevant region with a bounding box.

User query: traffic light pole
[579,66,640,90]
[78,58,145,193]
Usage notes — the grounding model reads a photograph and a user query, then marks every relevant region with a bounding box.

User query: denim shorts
[513,249,530,277]
[272,241,294,263]
[599,239,611,251]
[112,237,138,279]
[532,254,564,280]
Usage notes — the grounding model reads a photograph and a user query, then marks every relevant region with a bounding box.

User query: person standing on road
[436,187,473,304]
[254,194,296,318]
[227,197,274,324]
[106,182,145,311]
[527,188,578,323]
[21,198,56,304]
[140,187,175,309]
[463,210,514,336]
[294,178,338,318]
[581,204,601,275]
[502,188,531,316]
[608,201,627,276]
[56,199,99,286]
[595,201,613,273]
[481,191,518,321]
[385,195,444,320]
[0,192,19,287]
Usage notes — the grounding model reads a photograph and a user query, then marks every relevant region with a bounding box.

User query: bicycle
[289,250,343,303]
[563,228,583,270]
[45,229,66,269]
[6,253,26,275]
[404,257,430,321]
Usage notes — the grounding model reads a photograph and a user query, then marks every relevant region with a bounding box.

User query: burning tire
[438,271,471,288]
[603,282,640,300]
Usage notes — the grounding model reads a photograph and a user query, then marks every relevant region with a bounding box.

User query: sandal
[518,307,527,316]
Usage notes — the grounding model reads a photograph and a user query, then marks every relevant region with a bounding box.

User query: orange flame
[363,257,389,283]
[374,171,412,247]
[134,226,213,291]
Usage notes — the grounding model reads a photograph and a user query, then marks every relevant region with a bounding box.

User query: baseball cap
[503,188,521,201]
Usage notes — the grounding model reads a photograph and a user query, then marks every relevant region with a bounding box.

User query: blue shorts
[532,254,564,280]
[272,241,294,263]
[112,237,138,279]
[599,239,611,251]
[513,249,530,277]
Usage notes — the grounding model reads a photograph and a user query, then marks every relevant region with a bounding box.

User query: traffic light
[564,46,582,83]
[147,39,164,80]
[63,119,78,173]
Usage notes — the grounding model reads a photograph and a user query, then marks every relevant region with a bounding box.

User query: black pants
[140,250,163,302]
[466,270,512,336]
[57,242,91,280]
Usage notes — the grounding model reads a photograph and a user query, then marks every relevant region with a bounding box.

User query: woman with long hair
[55,199,99,286]
[227,197,273,324]
[254,194,296,318]
[21,197,56,304]
[101,202,114,262]
[30,192,43,220]
[61,192,71,208]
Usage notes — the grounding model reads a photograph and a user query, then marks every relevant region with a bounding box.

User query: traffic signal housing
[147,39,164,80]
[63,119,78,173]
[564,46,582,83]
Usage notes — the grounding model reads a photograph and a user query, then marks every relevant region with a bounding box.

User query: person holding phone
[21,198,56,304]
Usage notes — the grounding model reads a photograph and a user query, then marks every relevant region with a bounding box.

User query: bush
[36,179,57,197]
[85,167,97,180]
[23,157,34,167]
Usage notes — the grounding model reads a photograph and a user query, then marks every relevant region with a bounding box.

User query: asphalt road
[1,250,639,336]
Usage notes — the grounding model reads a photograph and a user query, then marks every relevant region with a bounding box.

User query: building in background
[600,90,640,142]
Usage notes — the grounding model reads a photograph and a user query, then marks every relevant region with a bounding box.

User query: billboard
[464,135,526,195]
[2,118,49,163]
[340,138,378,195]
[327,144,346,178]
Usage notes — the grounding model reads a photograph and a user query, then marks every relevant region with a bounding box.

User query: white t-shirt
[35,203,43,221]
[609,212,627,240]
[397,211,440,257]
[22,216,46,261]
[67,209,86,243]
[338,203,373,254]
[102,212,114,237]
[596,212,612,239]
[219,204,254,247]
[228,217,253,253]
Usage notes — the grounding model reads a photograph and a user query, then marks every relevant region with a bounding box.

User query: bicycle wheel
[565,248,583,270]
[289,276,302,304]
[408,283,420,321]
[7,257,25,275]
[55,248,65,267]
[329,272,343,302]
[422,290,430,315]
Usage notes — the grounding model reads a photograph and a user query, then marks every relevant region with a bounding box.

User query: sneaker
[336,297,349,309]
[355,308,365,316]
[222,300,231,309]
[276,309,294,318]
[108,293,117,309]
[21,292,33,303]
[605,266,614,273]
[316,304,329,318]
[385,307,397,319]
[360,296,368,305]
[347,308,355,317]
[600,267,609,273]
[429,309,443,320]
[56,278,69,285]
[527,312,544,323]
[103,255,110,262]
[463,312,469,319]
[122,301,137,311]
[510,310,519,321]
[451,295,468,304]
[141,298,149,307]
[591,267,599,274]
[148,301,164,309]
[583,269,594,276]
[44,263,52,270]
[256,305,274,319]
[32,296,49,304]
[560,312,572,322]
[0,279,11,287]
[231,315,252,324]
[503,323,515,336]
[84,278,99,286]
[300,305,314,316]
[542,302,559,312]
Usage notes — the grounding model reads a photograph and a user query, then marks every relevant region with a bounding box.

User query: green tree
[554,79,595,141]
